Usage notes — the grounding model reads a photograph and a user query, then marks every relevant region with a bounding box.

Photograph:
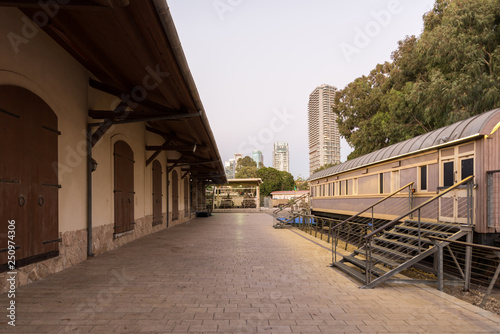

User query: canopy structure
[10,0,226,183]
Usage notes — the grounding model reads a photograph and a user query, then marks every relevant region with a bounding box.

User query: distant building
[234,153,243,163]
[273,142,289,172]
[224,159,236,179]
[308,84,341,175]
[252,150,264,168]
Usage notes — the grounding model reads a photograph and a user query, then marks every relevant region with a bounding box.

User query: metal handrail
[332,182,414,230]
[273,192,309,214]
[365,175,474,240]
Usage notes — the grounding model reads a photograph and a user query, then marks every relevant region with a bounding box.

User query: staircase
[272,193,309,229]
[332,219,468,287]
[330,175,475,289]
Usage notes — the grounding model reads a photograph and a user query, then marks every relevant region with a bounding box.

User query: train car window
[379,173,384,194]
[391,170,400,192]
[332,182,335,197]
[461,158,473,180]
[339,180,342,196]
[420,166,427,191]
[345,180,349,195]
[443,161,454,187]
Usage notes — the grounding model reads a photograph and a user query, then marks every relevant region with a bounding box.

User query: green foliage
[235,166,257,179]
[235,156,257,173]
[256,167,295,197]
[256,167,283,197]
[295,176,309,190]
[334,0,500,160]
[280,171,295,191]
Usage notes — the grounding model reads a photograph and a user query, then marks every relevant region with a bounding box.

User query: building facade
[0,2,225,292]
[308,84,341,175]
[252,150,264,168]
[224,159,236,179]
[273,142,289,172]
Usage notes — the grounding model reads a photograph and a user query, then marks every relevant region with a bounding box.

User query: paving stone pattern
[2,213,500,333]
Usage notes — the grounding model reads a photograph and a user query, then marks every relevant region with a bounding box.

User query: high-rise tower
[308,84,340,175]
[273,142,289,172]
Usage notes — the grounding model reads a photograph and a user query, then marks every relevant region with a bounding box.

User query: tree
[256,167,283,197]
[280,171,295,191]
[295,176,309,191]
[235,166,257,179]
[235,156,257,173]
[333,0,500,160]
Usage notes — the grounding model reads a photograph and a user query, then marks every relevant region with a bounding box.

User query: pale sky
[168,0,436,178]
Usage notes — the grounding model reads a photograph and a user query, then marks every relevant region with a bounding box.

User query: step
[383,231,433,246]
[373,236,422,253]
[331,261,368,283]
[403,220,461,232]
[368,244,413,260]
[394,225,456,238]
[354,249,401,268]
[342,255,388,276]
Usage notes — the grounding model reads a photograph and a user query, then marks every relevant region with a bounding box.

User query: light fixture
[91,158,98,172]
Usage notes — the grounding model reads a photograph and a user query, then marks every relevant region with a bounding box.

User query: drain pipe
[87,124,95,257]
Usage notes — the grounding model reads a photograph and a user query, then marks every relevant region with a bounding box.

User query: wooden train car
[308,108,500,245]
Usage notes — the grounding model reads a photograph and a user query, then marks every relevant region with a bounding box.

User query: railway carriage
[308,108,500,246]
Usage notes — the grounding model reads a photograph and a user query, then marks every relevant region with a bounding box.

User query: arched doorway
[152,160,162,226]
[114,141,134,234]
[171,170,179,221]
[0,85,59,268]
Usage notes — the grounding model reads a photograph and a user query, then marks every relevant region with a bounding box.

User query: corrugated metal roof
[308,108,500,181]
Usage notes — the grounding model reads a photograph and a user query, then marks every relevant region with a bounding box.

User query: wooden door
[114,141,134,234]
[171,170,179,221]
[152,160,162,226]
[0,86,59,267]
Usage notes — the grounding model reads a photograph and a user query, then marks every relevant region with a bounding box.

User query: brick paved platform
[2,213,500,333]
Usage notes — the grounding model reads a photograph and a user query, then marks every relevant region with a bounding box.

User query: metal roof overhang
[6,0,226,183]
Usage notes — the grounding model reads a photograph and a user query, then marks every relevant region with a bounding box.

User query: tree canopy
[256,167,295,197]
[334,0,500,160]
[235,156,258,179]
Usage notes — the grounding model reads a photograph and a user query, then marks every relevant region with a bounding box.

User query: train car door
[439,144,475,224]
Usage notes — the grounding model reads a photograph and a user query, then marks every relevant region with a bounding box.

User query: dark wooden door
[0,86,59,267]
[184,178,189,217]
[114,141,134,234]
[171,170,179,221]
[152,160,162,226]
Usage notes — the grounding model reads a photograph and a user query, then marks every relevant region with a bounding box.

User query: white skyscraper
[308,84,340,175]
[273,142,289,172]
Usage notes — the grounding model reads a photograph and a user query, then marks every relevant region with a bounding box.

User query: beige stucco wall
[0,7,88,233]
[0,7,199,292]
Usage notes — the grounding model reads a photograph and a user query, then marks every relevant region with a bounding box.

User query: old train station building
[0,0,226,292]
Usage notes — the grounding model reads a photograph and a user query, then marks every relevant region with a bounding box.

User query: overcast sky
[168,0,436,179]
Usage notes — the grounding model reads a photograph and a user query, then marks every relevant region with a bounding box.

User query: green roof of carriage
[308,108,500,182]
